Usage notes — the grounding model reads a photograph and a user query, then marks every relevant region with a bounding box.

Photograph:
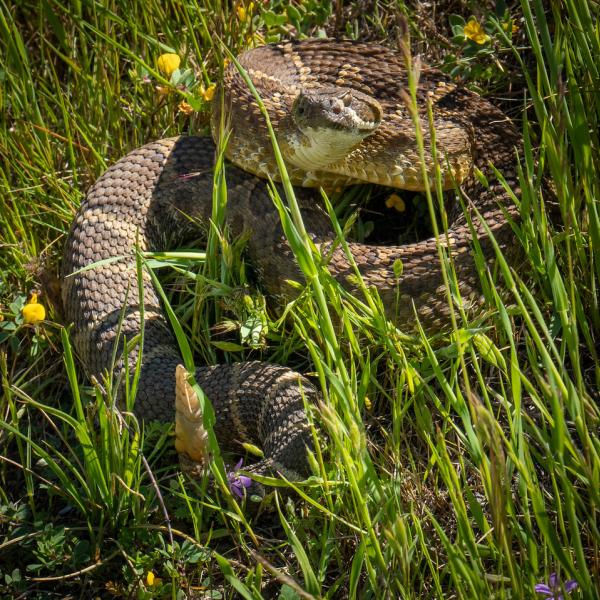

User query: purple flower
[227,459,252,499]
[535,573,578,599]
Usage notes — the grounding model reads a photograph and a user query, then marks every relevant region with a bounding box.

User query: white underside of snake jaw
[285,126,366,172]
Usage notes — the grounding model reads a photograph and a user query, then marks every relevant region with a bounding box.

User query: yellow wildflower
[463,18,490,45]
[146,571,161,587]
[503,19,518,35]
[201,83,216,102]
[364,397,372,411]
[237,2,254,22]
[22,291,46,324]
[385,193,406,212]
[178,100,194,115]
[157,53,181,78]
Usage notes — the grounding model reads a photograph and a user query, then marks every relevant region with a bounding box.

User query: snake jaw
[174,364,209,465]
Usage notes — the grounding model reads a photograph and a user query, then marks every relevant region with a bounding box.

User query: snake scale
[61,39,521,489]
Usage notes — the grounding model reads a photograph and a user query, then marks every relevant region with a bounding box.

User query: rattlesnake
[61,39,521,492]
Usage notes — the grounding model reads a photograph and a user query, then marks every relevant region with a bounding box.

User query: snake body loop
[62,40,521,484]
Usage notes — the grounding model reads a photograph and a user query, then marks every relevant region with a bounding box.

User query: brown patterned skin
[216,39,485,190]
[217,39,522,327]
[62,40,522,485]
[61,137,319,483]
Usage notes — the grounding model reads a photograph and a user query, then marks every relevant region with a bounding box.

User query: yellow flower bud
[146,571,155,586]
[237,2,254,21]
[385,193,406,212]
[157,53,181,78]
[201,83,216,102]
[22,292,46,324]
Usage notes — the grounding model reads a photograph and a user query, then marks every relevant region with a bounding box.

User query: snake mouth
[292,87,382,135]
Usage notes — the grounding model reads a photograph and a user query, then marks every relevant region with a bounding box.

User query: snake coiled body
[62,40,521,482]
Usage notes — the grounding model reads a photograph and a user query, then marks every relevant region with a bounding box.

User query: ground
[0,1,598,598]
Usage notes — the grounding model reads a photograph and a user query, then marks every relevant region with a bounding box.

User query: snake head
[292,87,382,135]
[284,87,382,172]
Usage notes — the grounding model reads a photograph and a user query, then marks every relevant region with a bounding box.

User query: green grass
[1,0,599,598]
